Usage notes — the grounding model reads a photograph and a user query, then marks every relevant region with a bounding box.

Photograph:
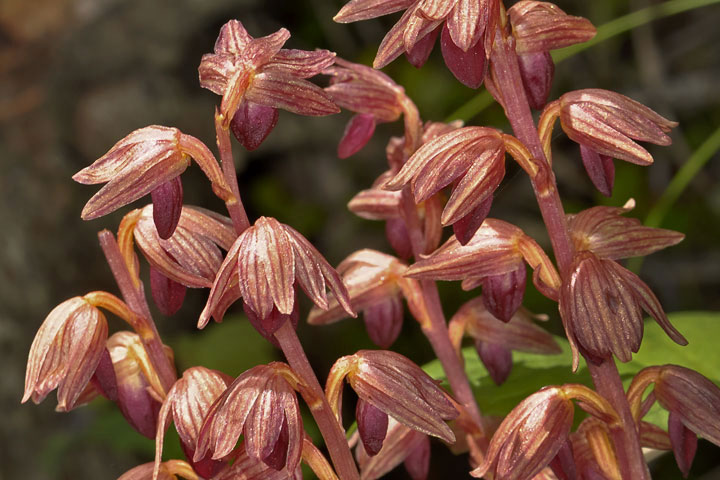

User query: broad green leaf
[424,311,720,427]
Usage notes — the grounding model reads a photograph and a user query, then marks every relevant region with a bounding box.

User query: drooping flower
[23,296,109,412]
[448,297,561,385]
[199,20,338,147]
[567,198,684,260]
[307,249,425,348]
[383,127,506,240]
[194,363,304,472]
[73,126,231,223]
[334,0,499,87]
[405,218,561,302]
[559,251,687,369]
[198,217,355,336]
[119,460,199,480]
[556,88,678,166]
[326,349,458,449]
[153,367,231,479]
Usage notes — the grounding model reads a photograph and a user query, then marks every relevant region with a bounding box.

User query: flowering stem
[589,361,651,479]
[399,190,487,450]
[274,320,360,480]
[98,230,176,394]
[214,111,251,234]
[490,26,649,479]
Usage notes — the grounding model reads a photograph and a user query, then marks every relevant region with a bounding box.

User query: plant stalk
[214,112,251,234]
[274,320,360,480]
[490,26,648,479]
[98,230,177,394]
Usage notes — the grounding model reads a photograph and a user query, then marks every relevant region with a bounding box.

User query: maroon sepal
[357,398,389,456]
[403,434,431,480]
[180,440,226,479]
[475,340,513,385]
[440,24,487,89]
[517,50,554,111]
[262,416,290,470]
[668,412,698,478]
[385,217,413,260]
[338,113,376,159]
[580,145,615,197]
[230,101,280,151]
[452,195,493,246]
[150,266,187,316]
[481,262,527,322]
[244,302,299,348]
[406,26,440,68]
[90,348,118,403]
[151,177,184,239]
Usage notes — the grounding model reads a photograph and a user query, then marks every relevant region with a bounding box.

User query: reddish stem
[98,230,176,394]
[490,27,648,479]
[214,112,251,234]
[399,190,487,448]
[274,321,360,480]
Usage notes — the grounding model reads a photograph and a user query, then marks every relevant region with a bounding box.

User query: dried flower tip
[567,199,684,260]
[194,363,303,472]
[580,144,615,196]
[154,367,231,480]
[472,386,574,480]
[559,88,678,165]
[74,126,230,220]
[357,398,390,456]
[517,50,554,110]
[230,101,280,151]
[134,205,235,289]
[559,251,686,369]
[23,297,108,412]
[199,216,354,329]
[653,365,720,447]
[508,1,596,54]
[328,350,457,443]
[200,20,338,130]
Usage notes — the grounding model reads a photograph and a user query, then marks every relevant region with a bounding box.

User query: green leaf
[424,311,720,427]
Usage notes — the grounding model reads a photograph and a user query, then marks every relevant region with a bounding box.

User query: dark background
[1,0,719,478]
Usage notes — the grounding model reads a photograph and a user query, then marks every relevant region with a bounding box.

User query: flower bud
[481,262,527,322]
[357,398,390,456]
[230,101,279,151]
[472,387,574,479]
[150,177,184,239]
[517,50,554,111]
